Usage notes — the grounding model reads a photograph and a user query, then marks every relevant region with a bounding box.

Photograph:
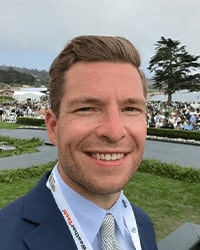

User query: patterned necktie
[100,213,120,250]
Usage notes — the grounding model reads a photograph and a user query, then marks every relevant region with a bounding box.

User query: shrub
[16,117,45,127]
[147,127,200,141]
[139,159,200,182]
[0,161,55,183]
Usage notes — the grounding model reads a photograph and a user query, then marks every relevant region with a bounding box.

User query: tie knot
[101,214,115,237]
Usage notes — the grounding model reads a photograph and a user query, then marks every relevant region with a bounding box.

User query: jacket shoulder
[0,172,51,249]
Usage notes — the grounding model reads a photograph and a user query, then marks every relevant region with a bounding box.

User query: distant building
[0,88,14,97]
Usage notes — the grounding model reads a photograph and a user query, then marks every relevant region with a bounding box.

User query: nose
[96,109,126,142]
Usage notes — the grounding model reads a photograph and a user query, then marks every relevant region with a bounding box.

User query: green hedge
[147,127,200,141]
[140,159,200,182]
[0,161,55,184]
[1,159,200,184]
[16,117,45,126]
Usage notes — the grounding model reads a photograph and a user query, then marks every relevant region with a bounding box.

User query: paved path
[0,128,199,170]
[0,128,57,170]
[144,140,199,169]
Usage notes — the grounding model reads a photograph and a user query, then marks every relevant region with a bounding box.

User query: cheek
[57,121,92,147]
[128,120,147,139]
[128,127,146,153]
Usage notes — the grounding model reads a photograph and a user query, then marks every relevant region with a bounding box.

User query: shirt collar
[55,166,126,244]
[108,194,126,239]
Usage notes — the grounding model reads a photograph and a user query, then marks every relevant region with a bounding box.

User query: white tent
[13,91,46,102]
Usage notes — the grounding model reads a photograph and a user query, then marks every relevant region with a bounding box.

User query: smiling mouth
[91,153,125,161]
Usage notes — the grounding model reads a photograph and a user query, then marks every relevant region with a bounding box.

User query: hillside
[0,65,49,86]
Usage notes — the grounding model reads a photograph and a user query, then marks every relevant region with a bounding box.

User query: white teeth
[96,153,101,160]
[92,153,124,161]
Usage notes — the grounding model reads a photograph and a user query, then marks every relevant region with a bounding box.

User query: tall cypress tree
[148,36,200,104]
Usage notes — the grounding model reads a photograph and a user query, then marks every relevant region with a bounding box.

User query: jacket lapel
[22,172,78,250]
[23,205,77,250]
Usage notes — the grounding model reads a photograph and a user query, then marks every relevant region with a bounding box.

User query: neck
[58,165,120,210]
[81,191,120,210]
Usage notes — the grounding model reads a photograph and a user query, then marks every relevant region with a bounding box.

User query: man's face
[46,61,147,200]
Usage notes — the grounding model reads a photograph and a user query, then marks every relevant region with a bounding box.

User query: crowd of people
[0,99,49,122]
[0,97,200,132]
[147,100,200,131]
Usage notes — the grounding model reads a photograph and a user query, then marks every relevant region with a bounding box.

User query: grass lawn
[125,171,200,241]
[0,165,199,242]
[0,122,21,129]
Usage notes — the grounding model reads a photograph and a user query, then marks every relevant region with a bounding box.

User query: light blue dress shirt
[55,166,135,249]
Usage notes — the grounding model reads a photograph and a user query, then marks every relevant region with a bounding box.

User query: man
[0,35,158,249]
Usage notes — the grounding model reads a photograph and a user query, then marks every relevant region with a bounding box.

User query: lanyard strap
[46,170,92,250]
[121,195,142,250]
[46,167,141,250]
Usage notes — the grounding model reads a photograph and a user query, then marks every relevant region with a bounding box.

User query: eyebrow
[67,97,146,107]
[122,98,146,106]
[66,97,103,107]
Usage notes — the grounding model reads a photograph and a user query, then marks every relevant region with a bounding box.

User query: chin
[91,180,128,195]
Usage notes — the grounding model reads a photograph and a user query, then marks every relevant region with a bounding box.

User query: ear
[45,109,58,146]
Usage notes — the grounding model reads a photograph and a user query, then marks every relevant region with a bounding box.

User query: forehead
[63,61,144,100]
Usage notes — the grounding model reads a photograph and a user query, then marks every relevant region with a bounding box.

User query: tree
[148,36,200,104]
[0,68,36,85]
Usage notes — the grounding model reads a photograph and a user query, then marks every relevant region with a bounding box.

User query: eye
[77,107,92,112]
[124,107,135,112]
[74,107,96,115]
[122,106,145,115]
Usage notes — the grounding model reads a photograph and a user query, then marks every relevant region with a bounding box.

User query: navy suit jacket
[0,172,158,250]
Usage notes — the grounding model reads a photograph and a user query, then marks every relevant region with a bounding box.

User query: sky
[0,0,200,77]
